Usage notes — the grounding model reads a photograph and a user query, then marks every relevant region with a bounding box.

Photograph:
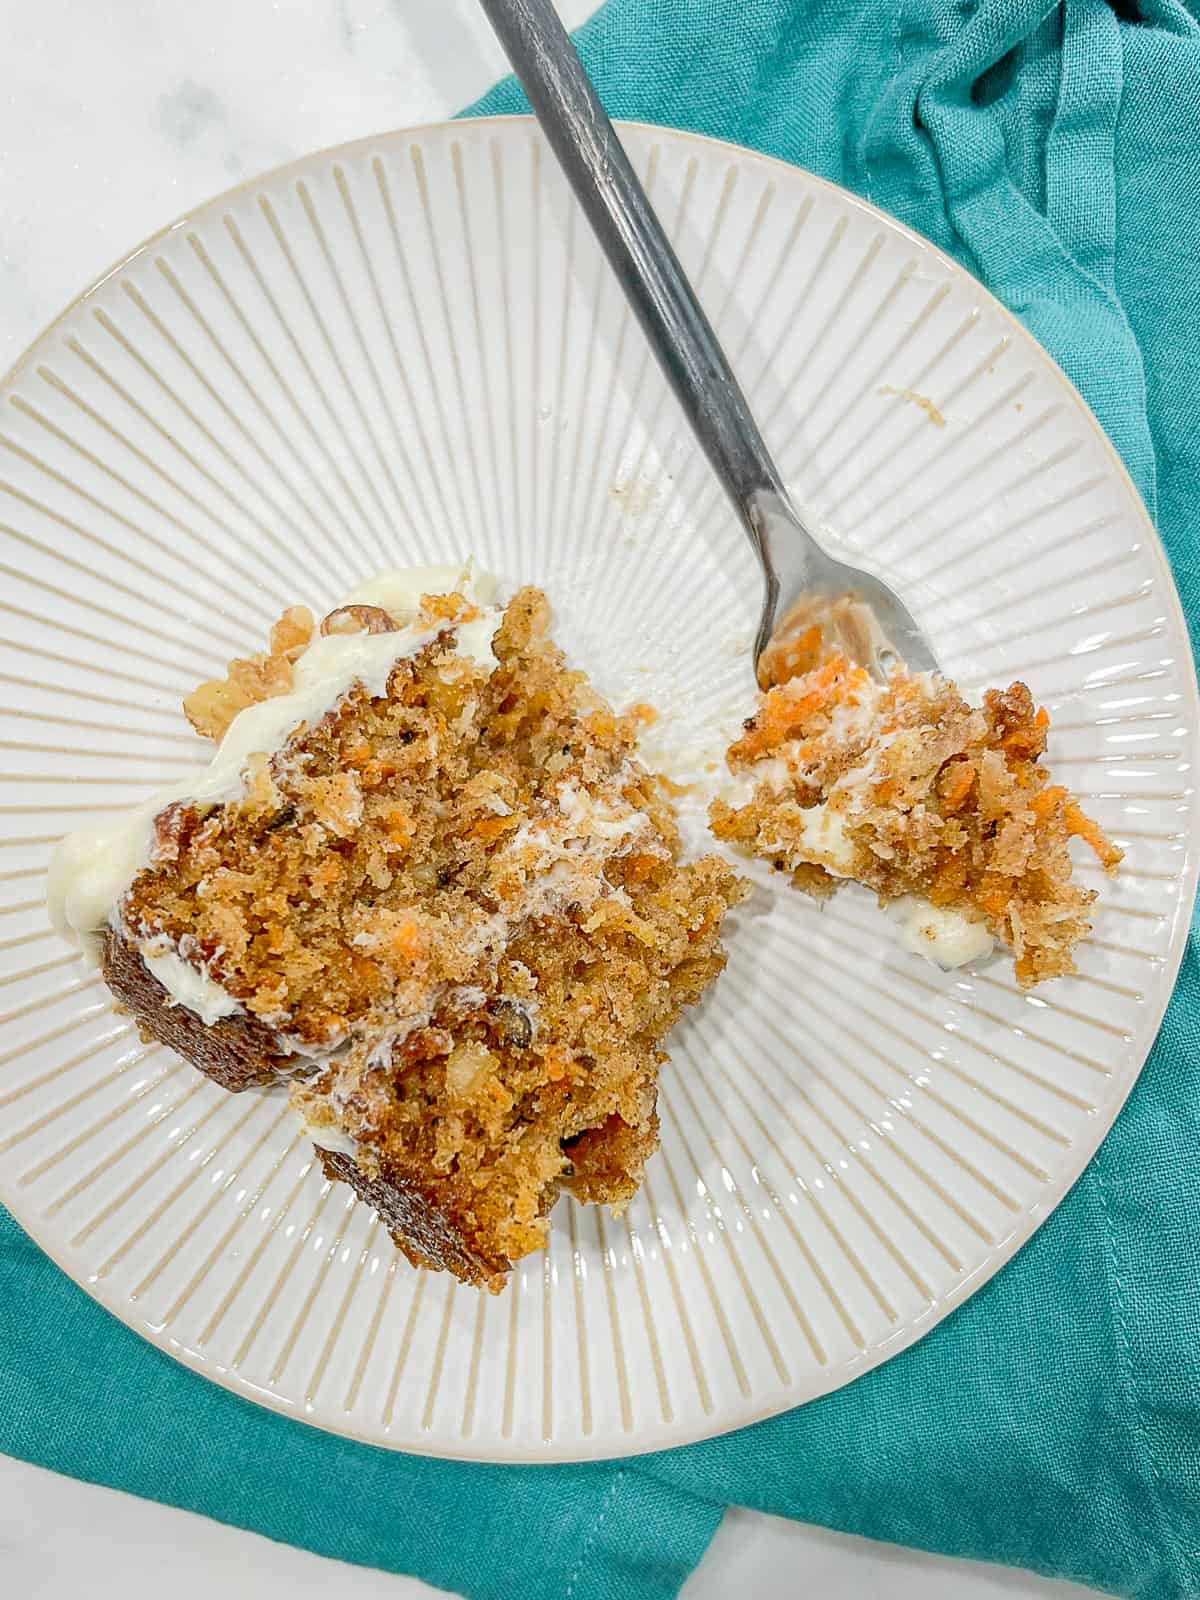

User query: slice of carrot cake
[709,651,1120,987]
[49,567,745,1290]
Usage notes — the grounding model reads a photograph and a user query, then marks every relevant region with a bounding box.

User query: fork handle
[477,0,788,547]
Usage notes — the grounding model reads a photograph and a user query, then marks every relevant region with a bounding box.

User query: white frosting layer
[294,1108,360,1159]
[893,899,994,970]
[47,564,500,991]
[792,802,855,874]
[344,561,496,618]
[720,755,793,808]
[756,801,856,878]
[138,938,242,1025]
[554,779,648,844]
[453,611,504,670]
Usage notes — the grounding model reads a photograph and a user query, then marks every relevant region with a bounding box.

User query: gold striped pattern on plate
[0,119,1195,1461]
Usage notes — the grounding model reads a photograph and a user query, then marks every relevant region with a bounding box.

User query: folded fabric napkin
[3,2,1199,1596]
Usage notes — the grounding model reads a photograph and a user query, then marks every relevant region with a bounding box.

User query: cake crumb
[710,651,1120,986]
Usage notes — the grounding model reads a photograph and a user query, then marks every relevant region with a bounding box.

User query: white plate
[0,118,1195,1462]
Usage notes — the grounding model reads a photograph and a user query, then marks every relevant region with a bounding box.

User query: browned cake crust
[102,912,663,1288]
[315,1146,511,1291]
[100,925,295,1092]
[314,1107,660,1291]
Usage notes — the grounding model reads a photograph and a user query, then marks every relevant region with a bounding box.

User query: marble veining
[0,0,598,372]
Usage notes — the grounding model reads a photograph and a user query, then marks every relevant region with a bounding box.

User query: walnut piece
[271,606,317,660]
[184,605,315,743]
[320,604,397,637]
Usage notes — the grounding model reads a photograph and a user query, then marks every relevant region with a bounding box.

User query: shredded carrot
[760,623,824,687]
[928,853,969,906]
[938,761,976,813]
[389,919,426,964]
[543,1045,574,1083]
[731,655,865,760]
[976,872,1012,920]
[360,759,401,788]
[1001,714,1049,758]
[1063,801,1124,870]
[384,806,413,847]
[469,813,520,842]
[350,954,382,992]
[979,887,1010,919]
[622,852,660,886]
[585,709,618,740]
[421,591,477,623]
[1004,732,1043,758]
[1030,784,1068,820]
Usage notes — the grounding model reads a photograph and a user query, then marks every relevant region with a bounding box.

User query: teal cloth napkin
[4,2,1200,1597]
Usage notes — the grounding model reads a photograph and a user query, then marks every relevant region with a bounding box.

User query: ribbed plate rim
[0,115,1196,1463]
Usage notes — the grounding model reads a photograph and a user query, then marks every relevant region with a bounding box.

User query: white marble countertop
[0,3,1099,1596]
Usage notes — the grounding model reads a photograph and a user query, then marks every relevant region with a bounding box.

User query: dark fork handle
[477,0,787,546]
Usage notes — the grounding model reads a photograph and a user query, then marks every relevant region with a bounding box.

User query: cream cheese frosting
[892,899,995,970]
[137,936,243,1025]
[720,677,993,973]
[47,563,501,990]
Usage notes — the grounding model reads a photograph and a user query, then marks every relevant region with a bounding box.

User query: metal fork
[478,0,938,683]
